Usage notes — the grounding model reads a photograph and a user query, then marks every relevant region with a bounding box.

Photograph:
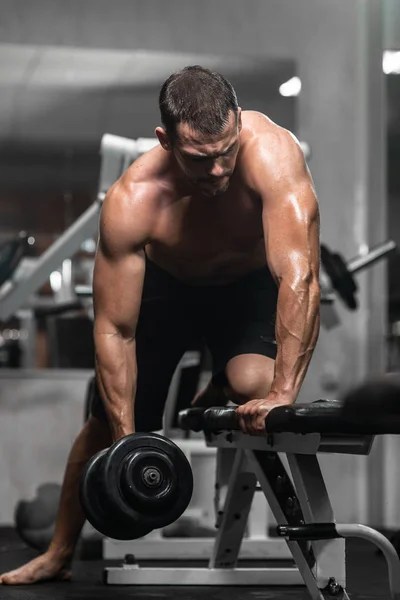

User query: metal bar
[214,448,237,530]
[102,536,292,560]
[75,285,94,297]
[347,239,397,275]
[100,133,141,157]
[207,431,321,454]
[287,454,346,590]
[208,431,374,456]
[247,479,270,540]
[336,524,400,600]
[98,135,158,198]
[100,135,157,159]
[0,201,101,322]
[104,566,303,586]
[318,435,374,455]
[210,449,256,568]
[246,450,324,600]
[162,351,202,438]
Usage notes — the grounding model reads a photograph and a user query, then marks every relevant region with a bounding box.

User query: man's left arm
[237,131,321,434]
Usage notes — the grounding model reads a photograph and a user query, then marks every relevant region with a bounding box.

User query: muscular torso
[121,111,277,285]
[147,171,266,285]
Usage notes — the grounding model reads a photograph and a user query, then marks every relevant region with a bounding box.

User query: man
[0,65,320,585]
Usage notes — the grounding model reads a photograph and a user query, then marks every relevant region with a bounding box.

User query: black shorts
[90,257,278,431]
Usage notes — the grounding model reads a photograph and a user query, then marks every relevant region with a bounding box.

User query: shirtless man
[0,65,320,585]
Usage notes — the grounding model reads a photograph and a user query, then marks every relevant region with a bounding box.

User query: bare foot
[191,380,229,409]
[0,552,72,585]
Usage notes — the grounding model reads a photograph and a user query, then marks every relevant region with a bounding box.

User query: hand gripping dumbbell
[80,432,193,540]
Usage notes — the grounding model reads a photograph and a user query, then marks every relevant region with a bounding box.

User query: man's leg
[191,379,229,407]
[193,353,275,407]
[195,266,278,409]
[224,353,275,403]
[0,415,112,585]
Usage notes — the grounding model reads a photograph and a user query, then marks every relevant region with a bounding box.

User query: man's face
[172,110,241,197]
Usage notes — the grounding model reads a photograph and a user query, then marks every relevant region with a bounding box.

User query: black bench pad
[178,399,400,435]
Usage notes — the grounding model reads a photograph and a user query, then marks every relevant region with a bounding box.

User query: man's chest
[153,186,263,255]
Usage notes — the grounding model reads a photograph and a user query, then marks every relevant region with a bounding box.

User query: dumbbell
[320,239,397,310]
[80,432,193,540]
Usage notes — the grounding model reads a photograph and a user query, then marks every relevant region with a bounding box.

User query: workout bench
[104,400,400,599]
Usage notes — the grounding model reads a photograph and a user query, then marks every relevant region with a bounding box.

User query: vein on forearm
[271,274,320,397]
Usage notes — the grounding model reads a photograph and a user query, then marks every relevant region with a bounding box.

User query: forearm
[270,276,320,402]
[94,332,137,440]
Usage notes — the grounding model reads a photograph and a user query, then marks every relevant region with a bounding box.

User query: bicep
[262,169,320,285]
[92,185,149,339]
[93,243,145,339]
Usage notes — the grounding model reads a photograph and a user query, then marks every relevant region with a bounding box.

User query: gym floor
[0,528,393,599]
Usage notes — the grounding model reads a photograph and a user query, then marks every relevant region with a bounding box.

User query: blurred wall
[384,0,400,48]
[0,0,395,56]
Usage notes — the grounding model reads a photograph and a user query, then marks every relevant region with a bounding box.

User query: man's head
[156,66,242,197]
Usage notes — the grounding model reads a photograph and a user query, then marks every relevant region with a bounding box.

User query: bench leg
[286,453,348,596]
[210,448,257,568]
[246,450,333,600]
[336,524,400,600]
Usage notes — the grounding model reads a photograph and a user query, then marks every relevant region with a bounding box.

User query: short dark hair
[159,65,238,143]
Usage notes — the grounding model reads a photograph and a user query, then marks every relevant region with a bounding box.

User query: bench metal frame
[104,431,400,600]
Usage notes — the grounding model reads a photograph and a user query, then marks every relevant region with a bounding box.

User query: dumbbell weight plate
[102,433,193,531]
[332,252,358,310]
[320,245,358,310]
[80,449,153,540]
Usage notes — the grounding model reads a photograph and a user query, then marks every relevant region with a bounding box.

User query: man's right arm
[92,181,151,441]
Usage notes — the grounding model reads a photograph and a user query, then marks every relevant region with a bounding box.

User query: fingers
[236,401,267,435]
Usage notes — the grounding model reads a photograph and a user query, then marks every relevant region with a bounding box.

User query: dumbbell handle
[346,240,396,275]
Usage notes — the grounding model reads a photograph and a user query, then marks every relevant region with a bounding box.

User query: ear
[155,127,171,151]
[237,108,243,133]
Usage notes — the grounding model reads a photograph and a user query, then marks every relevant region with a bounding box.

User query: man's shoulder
[105,145,173,214]
[101,165,156,232]
[123,144,172,192]
[241,110,298,154]
[239,112,307,195]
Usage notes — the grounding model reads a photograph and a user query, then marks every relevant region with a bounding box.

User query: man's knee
[224,354,275,403]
